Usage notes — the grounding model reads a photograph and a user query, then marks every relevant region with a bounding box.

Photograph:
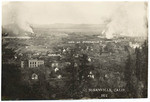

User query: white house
[54,67,59,72]
[88,71,94,79]
[31,73,38,80]
[28,59,44,68]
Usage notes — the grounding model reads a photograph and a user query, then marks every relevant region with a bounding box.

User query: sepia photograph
[1,1,148,100]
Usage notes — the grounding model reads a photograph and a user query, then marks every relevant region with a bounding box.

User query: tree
[141,40,148,97]
[124,53,135,97]
[2,42,26,100]
[124,40,148,98]
[2,42,16,62]
[134,40,148,97]
[2,40,32,100]
[62,44,94,98]
[135,47,142,80]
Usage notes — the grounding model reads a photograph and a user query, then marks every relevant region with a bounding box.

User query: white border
[1,0,149,1]
[0,0,149,102]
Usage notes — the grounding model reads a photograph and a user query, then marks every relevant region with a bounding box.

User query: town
[2,29,147,100]
[3,33,144,82]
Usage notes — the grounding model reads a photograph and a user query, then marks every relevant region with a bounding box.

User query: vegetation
[2,31,148,99]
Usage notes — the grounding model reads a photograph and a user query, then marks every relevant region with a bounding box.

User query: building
[28,59,44,68]
[21,61,24,68]
[51,62,59,68]
[88,71,95,79]
[54,67,59,72]
[129,42,140,49]
[31,73,38,80]
[21,59,44,68]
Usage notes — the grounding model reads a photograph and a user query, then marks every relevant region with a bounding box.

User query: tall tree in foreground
[124,54,133,97]
[140,40,148,97]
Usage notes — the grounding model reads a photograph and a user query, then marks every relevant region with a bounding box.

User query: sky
[2,1,148,37]
[2,2,118,25]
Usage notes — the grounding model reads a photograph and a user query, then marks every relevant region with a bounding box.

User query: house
[74,63,78,67]
[129,42,140,49]
[65,62,71,65]
[88,58,92,62]
[57,75,62,79]
[21,60,29,68]
[31,73,38,80]
[63,49,66,53]
[88,71,94,79]
[54,67,59,72]
[21,61,24,68]
[29,59,44,68]
[21,59,44,68]
[51,62,59,68]
[18,53,23,56]
[74,54,79,58]
[48,54,61,57]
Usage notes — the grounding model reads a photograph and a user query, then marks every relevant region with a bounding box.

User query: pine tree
[141,40,148,97]
[124,54,135,97]
[135,47,142,80]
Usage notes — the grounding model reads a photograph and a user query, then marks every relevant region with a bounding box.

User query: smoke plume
[2,2,34,35]
[2,2,147,38]
[104,2,148,39]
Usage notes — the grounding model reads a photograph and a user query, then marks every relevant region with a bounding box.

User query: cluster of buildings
[20,40,126,82]
[129,42,141,49]
[20,39,141,82]
[21,56,95,82]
